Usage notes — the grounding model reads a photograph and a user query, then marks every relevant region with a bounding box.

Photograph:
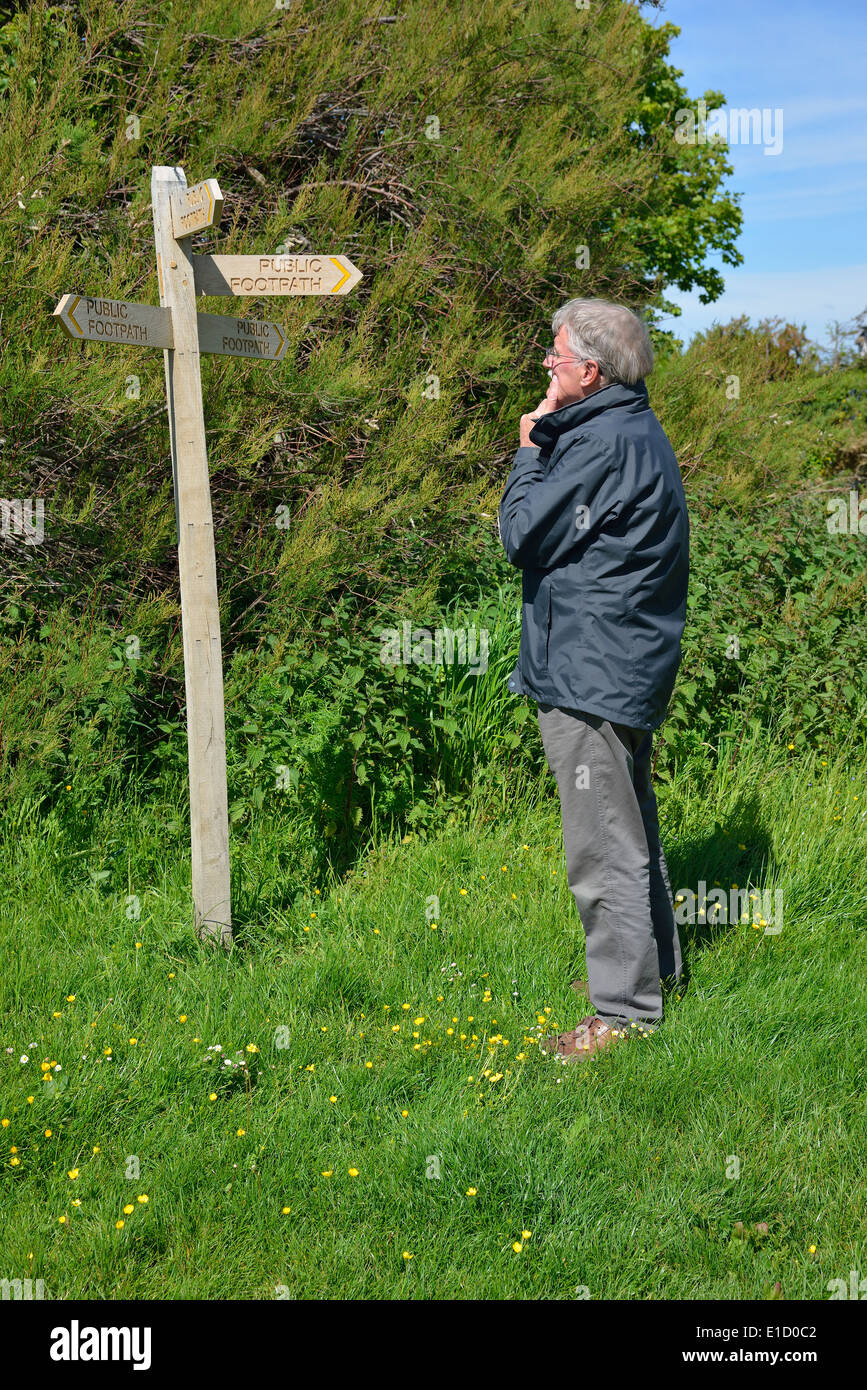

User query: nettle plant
[224,597,446,839]
[221,584,537,840]
[657,481,867,777]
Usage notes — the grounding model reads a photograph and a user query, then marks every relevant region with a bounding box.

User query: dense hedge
[1,0,865,848]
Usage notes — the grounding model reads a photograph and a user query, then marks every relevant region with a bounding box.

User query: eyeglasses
[543,345,592,366]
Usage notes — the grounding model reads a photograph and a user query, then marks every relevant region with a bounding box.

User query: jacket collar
[528,378,649,449]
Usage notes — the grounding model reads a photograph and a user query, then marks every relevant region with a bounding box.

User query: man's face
[547,326,603,406]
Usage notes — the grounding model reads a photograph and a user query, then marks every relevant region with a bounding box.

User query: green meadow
[2,714,866,1299]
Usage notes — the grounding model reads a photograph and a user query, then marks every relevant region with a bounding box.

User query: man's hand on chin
[519,373,561,447]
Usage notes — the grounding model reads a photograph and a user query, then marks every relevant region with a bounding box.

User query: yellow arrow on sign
[329,257,350,293]
[65,295,83,334]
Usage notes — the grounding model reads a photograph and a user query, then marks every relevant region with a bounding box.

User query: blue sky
[648,0,867,352]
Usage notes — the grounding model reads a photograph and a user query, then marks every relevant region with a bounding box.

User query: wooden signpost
[52,164,362,947]
[54,294,289,361]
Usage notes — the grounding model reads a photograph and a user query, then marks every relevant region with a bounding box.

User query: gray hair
[551,297,654,386]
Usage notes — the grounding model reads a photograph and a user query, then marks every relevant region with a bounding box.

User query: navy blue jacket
[498,379,689,732]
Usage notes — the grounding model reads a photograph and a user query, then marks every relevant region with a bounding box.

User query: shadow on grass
[551,795,777,1017]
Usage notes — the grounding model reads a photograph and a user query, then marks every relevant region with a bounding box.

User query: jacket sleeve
[498,437,621,570]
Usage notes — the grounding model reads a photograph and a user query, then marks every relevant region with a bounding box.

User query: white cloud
[659,264,867,349]
[730,127,867,174]
[777,96,867,125]
[742,178,867,221]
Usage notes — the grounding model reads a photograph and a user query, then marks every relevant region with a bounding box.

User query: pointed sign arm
[53,293,173,348]
[170,178,224,239]
[191,253,362,297]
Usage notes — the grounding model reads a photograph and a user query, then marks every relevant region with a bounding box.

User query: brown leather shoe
[541,1015,624,1061]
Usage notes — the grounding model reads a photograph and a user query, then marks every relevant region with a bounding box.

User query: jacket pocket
[544,585,552,668]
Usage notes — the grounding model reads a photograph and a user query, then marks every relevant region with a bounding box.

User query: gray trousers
[537,703,683,1029]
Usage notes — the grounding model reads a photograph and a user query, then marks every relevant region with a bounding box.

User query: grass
[1,725,865,1299]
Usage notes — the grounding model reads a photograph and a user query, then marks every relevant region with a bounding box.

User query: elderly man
[498,297,689,1062]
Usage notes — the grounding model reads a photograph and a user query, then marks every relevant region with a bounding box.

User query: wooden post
[54,166,360,948]
[151,165,231,946]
